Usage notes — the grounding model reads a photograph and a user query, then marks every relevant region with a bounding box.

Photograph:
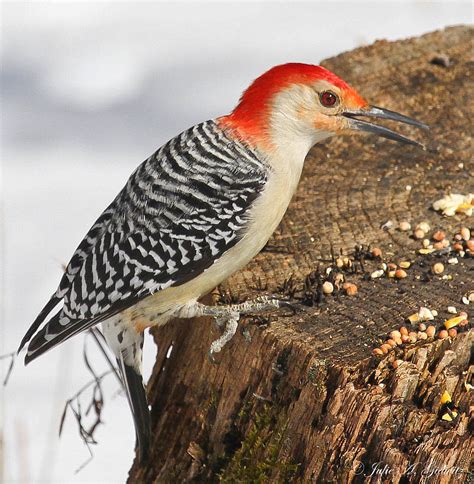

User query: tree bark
[129,26,473,483]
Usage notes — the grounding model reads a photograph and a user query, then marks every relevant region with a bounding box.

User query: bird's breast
[131,154,305,321]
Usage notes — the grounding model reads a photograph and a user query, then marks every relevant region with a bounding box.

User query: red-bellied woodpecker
[19,63,427,461]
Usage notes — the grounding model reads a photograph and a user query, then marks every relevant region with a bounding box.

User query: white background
[1,1,471,482]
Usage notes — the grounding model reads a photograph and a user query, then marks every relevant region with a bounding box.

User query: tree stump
[129,26,473,483]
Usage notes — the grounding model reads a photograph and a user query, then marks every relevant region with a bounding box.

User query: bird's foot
[197,295,304,363]
[208,311,239,363]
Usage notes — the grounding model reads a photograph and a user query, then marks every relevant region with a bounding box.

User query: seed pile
[351,223,473,283]
[373,308,470,356]
[299,223,472,306]
[410,222,473,260]
[363,222,474,285]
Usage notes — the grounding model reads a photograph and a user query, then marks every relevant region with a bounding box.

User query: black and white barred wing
[21,121,268,362]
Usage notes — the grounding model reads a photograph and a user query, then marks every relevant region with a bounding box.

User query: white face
[268,80,354,158]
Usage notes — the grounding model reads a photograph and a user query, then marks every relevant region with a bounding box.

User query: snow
[1,1,470,482]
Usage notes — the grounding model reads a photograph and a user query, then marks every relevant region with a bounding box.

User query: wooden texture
[129,26,473,483]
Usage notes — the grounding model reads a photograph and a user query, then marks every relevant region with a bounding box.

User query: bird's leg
[194,296,294,362]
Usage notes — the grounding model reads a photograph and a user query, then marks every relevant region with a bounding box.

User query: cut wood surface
[129,26,473,483]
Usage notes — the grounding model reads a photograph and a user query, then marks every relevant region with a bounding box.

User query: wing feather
[22,120,268,359]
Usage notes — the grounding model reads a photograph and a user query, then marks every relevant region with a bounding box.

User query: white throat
[267,84,334,192]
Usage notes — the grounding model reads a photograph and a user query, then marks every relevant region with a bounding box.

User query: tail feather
[117,356,151,462]
[24,304,123,365]
[24,312,98,365]
[18,294,61,353]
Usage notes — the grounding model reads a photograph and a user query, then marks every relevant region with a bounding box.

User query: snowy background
[1,1,471,482]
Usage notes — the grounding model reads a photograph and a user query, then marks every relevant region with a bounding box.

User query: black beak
[342,105,429,148]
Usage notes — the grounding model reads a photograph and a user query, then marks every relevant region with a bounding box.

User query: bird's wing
[22,120,268,362]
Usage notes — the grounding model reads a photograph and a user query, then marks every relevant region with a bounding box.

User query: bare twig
[58,369,112,437]
[2,325,125,472]
[1,349,22,386]
[59,366,114,472]
[58,329,125,472]
[88,328,122,386]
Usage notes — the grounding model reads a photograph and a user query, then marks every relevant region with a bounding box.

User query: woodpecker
[19,63,427,461]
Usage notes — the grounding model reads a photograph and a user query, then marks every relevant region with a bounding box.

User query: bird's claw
[208,349,218,364]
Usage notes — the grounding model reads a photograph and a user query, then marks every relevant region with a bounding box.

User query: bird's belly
[127,166,301,325]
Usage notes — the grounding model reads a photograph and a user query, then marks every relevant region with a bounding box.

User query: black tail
[117,357,151,462]
[18,294,61,353]
[23,303,122,365]
[24,311,98,365]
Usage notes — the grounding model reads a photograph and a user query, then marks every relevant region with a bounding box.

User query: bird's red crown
[220,63,367,146]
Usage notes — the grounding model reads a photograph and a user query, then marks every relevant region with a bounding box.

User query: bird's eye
[320,91,338,108]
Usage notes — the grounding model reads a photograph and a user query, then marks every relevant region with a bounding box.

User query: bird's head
[221,63,427,156]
